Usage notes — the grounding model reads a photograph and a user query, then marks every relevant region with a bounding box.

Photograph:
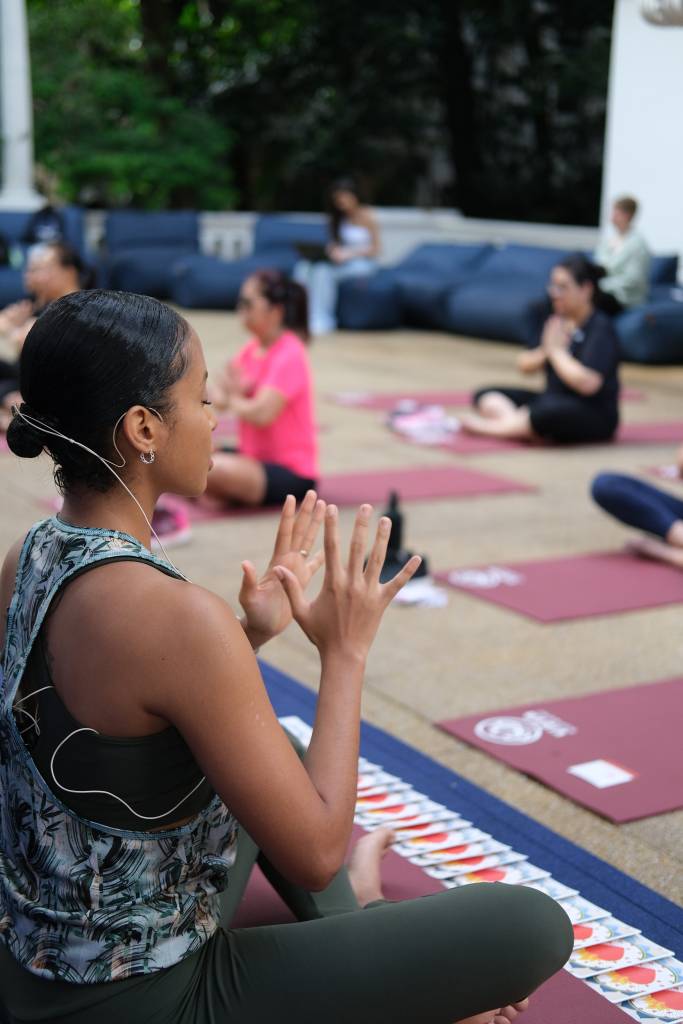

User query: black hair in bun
[5,404,45,459]
[12,290,190,494]
[556,253,611,312]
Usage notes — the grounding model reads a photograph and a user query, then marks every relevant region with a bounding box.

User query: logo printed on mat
[448,566,524,589]
[474,710,578,746]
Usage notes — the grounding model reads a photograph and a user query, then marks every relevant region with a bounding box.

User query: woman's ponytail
[252,269,311,342]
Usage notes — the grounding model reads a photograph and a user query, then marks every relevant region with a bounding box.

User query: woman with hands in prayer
[463,255,620,445]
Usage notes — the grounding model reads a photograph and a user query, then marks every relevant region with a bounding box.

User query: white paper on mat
[567,759,636,789]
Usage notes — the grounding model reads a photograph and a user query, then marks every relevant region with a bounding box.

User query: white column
[601,0,683,275]
[0,0,42,209]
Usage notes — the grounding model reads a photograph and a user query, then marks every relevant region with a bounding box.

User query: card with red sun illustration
[587,958,683,1005]
[573,916,641,949]
[567,936,674,979]
[443,861,550,888]
[623,979,683,1020]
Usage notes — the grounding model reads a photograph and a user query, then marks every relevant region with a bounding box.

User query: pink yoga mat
[647,464,682,482]
[435,550,683,623]
[438,678,683,822]
[397,420,683,457]
[231,825,626,1022]
[178,465,535,524]
[328,389,473,409]
[328,388,644,411]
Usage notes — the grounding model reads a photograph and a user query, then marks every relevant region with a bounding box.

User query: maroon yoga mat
[327,388,644,411]
[176,465,535,524]
[435,550,683,622]
[231,826,627,1022]
[396,420,683,457]
[437,678,683,822]
[318,465,534,505]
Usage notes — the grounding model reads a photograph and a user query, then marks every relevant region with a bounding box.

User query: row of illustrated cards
[277,718,683,1023]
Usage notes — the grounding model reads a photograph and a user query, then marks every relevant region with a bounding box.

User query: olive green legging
[0,823,573,1024]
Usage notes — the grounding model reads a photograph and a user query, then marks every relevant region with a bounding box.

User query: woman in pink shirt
[206,269,318,506]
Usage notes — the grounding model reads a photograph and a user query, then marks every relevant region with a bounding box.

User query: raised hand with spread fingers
[239,490,326,648]
[273,501,421,660]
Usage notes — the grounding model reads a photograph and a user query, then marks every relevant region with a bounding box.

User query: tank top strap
[2,516,183,711]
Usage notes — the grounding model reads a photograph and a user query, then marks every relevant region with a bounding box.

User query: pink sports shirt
[232,330,318,479]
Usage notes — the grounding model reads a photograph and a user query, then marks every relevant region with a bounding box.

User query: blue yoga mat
[260,660,683,959]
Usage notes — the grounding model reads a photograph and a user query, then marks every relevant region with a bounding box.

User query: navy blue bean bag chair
[442,244,571,345]
[336,270,403,330]
[616,299,683,364]
[0,206,87,306]
[170,216,327,309]
[392,243,494,330]
[103,211,199,298]
[337,243,493,331]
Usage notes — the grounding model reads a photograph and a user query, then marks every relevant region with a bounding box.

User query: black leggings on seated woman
[592,472,683,538]
[0,733,573,1022]
[1,829,573,1024]
[474,386,618,444]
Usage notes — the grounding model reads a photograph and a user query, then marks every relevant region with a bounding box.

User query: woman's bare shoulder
[45,560,247,716]
[55,558,236,636]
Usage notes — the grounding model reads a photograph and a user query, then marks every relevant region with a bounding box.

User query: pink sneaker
[151,498,192,551]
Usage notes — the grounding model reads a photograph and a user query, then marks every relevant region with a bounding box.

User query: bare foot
[493,999,529,1023]
[459,411,533,441]
[460,412,492,435]
[623,535,683,568]
[347,827,395,906]
[455,998,529,1024]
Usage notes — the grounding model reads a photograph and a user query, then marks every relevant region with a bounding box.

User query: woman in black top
[463,255,621,444]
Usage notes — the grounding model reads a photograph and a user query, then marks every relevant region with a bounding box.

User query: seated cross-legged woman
[592,446,683,568]
[205,269,318,507]
[463,255,621,445]
[0,290,572,1024]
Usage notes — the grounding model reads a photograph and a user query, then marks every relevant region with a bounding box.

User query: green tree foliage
[28,0,235,209]
[28,0,614,224]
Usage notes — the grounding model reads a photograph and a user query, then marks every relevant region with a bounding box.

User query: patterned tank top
[0,517,238,982]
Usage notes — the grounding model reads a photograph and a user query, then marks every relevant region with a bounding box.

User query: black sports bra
[17,632,214,831]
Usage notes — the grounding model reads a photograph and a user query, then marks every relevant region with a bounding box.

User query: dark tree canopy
[27,0,614,224]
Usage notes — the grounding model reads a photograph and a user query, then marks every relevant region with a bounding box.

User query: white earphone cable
[50,726,207,823]
[11,406,190,581]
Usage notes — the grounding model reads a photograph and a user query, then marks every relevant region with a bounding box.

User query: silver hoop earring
[139,450,156,465]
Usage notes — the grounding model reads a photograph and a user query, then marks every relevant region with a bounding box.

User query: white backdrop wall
[601,0,683,275]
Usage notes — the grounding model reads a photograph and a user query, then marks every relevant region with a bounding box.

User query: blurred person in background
[594,195,651,314]
[0,242,90,430]
[592,443,683,569]
[295,177,380,335]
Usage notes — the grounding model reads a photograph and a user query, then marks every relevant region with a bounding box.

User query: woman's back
[0,517,238,982]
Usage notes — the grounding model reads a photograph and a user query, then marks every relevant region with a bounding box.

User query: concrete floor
[2,311,682,906]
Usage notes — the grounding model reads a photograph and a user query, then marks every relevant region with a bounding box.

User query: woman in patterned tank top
[0,290,571,1024]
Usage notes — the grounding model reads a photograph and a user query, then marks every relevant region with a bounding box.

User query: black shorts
[262,462,317,506]
[219,446,317,506]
